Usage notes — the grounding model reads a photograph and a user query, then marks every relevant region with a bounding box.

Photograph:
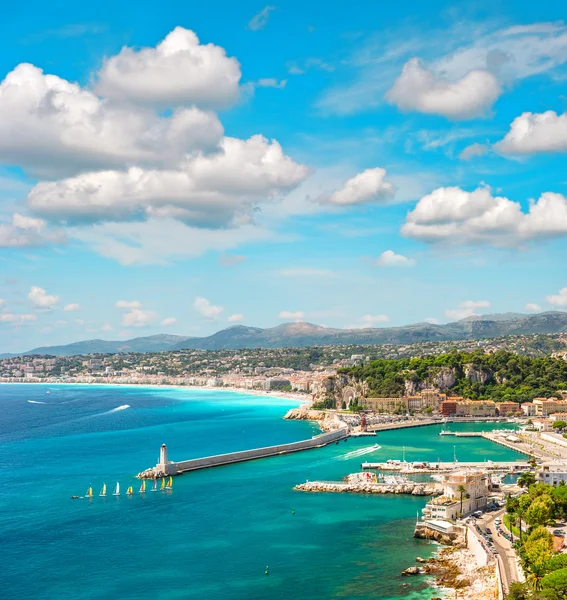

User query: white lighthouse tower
[157,443,170,474]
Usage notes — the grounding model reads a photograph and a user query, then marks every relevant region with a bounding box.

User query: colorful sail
[126,486,133,495]
[161,477,165,490]
[100,483,107,497]
[86,486,93,498]
[139,480,146,493]
[166,476,173,489]
[113,482,120,496]
[152,479,157,492]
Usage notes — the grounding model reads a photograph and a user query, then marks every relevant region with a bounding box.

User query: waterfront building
[422,470,489,520]
[360,397,409,413]
[440,400,458,417]
[496,401,519,416]
[537,463,567,485]
[533,397,567,416]
[521,402,537,417]
[263,377,291,390]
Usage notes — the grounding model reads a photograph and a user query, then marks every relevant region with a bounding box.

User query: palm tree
[457,484,467,516]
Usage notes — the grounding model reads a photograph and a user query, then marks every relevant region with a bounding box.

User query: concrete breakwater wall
[138,428,348,478]
[295,480,441,496]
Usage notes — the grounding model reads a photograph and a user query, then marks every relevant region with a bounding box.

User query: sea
[0,384,523,600]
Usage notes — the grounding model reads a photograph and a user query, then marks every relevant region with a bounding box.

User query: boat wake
[89,405,131,418]
[27,400,47,404]
[337,444,381,460]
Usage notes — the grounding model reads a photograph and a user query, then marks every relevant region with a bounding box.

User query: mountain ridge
[2,311,567,358]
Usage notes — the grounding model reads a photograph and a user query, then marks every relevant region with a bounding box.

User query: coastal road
[476,508,521,593]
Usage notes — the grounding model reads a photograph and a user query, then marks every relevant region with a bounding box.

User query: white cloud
[525,303,542,312]
[0,63,223,178]
[193,296,223,319]
[386,58,501,120]
[547,288,567,307]
[375,250,416,268]
[115,300,142,309]
[495,111,567,155]
[0,213,66,248]
[247,6,275,31]
[402,186,567,247]
[161,317,177,326]
[361,314,390,326]
[63,303,80,312]
[323,167,395,206]
[27,135,308,227]
[228,314,244,322]
[277,267,336,278]
[256,78,287,89]
[121,307,156,327]
[0,313,37,323]
[459,143,490,160]
[75,319,85,325]
[101,323,113,331]
[445,300,490,320]
[0,299,4,306]
[279,310,305,320]
[95,27,241,110]
[28,285,59,308]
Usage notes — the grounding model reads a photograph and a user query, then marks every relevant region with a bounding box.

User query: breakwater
[138,428,349,478]
[295,480,441,496]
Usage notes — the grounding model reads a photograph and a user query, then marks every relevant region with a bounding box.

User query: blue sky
[1,0,567,352]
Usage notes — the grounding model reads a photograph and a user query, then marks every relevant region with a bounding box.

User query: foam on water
[27,400,48,404]
[337,443,382,459]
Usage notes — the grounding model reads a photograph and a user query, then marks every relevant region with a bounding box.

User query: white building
[537,463,567,486]
[423,471,489,520]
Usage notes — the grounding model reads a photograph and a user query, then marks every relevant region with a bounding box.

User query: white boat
[99,483,107,497]
[113,482,120,496]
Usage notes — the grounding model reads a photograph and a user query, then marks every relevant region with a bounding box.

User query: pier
[138,428,349,478]
[360,460,529,473]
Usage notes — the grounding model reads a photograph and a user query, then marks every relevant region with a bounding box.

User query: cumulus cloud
[525,303,542,312]
[0,63,223,178]
[193,296,223,319]
[63,303,80,311]
[115,300,142,309]
[459,143,490,160]
[0,313,37,323]
[256,78,287,89]
[375,250,416,268]
[95,27,241,109]
[28,286,59,308]
[161,317,177,326]
[121,307,156,327]
[0,213,66,248]
[386,58,501,120]
[27,135,308,227]
[322,167,395,206]
[247,6,275,31]
[279,310,305,320]
[361,314,390,326]
[495,111,567,155]
[547,288,567,307]
[402,186,567,247]
[228,314,244,322]
[445,300,490,320]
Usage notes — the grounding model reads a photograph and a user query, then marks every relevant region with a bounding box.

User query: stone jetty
[294,480,441,496]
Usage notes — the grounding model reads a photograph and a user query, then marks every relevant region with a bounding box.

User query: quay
[138,428,349,478]
[361,460,529,473]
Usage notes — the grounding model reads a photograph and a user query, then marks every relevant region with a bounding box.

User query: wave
[27,400,48,404]
[337,444,381,460]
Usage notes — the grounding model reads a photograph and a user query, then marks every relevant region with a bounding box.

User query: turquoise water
[0,385,523,599]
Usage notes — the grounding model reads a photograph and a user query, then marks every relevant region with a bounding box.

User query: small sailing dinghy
[139,480,146,493]
[161,477,166,491]
[165,476,173,490]
[126,486,133,496]
[100,483,107,497]
[113,482,120,496]
[86,486,93,499]
[151,479,158,492]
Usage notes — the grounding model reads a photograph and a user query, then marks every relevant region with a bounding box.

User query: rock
[402,566,420,576]
[416,557,426,563]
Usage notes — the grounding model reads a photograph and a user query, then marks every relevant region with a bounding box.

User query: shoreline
[0,380,311,406]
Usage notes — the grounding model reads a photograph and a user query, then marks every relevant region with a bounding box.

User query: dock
[138,428,349,478]
[361,460,529,473]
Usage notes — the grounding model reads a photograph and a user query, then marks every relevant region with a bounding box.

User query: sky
[1,0,567,352]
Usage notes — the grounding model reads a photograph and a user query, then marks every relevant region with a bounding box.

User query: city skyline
[2,1,567,352]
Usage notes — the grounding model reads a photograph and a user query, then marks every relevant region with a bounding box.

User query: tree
[519,472,537,489]
[552,420,567,432]
[526,497,554,528]
[505,582,532,600]
[541,568,567,600]
[517,495,532,542]
[457,484,467,516]
[524,536,554,590]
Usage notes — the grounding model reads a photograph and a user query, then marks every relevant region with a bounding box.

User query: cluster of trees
[340,350,567,403]
[506,483,567,599]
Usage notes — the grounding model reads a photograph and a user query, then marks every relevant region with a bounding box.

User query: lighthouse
[159,444,168,468]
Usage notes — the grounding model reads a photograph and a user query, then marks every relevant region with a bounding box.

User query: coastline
[0,380,311,406]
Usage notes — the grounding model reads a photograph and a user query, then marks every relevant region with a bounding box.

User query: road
[475,508,522,593]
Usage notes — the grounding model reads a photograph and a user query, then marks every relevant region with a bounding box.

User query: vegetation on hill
[339,350,567,403]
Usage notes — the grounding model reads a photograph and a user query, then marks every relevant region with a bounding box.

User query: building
[423,470,489,520]
[537,463,567,486]
[466,400,496,417]
[360,397,409,413]
[533,398,567,416]
[440,400,458,417]
[522,402,537,417]
[263,377,291,391]
[496,401,519,416]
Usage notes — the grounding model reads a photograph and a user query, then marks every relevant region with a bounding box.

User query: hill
[3,311,567,357]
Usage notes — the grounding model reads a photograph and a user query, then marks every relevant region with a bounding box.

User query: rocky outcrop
[295,481,441,495]
[414,525,466,547]
[464,364,492,384]
[431,366,457,390]
[284,407,347,432]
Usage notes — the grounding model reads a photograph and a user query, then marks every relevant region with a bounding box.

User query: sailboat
[86,486,93,498]
[165,476,173,490]
[160,477,166,491]
[113,482,120,496]
[151,479,158,492]
[126,486,133,496]
[99,483,107,497]
[139,480,146,493]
